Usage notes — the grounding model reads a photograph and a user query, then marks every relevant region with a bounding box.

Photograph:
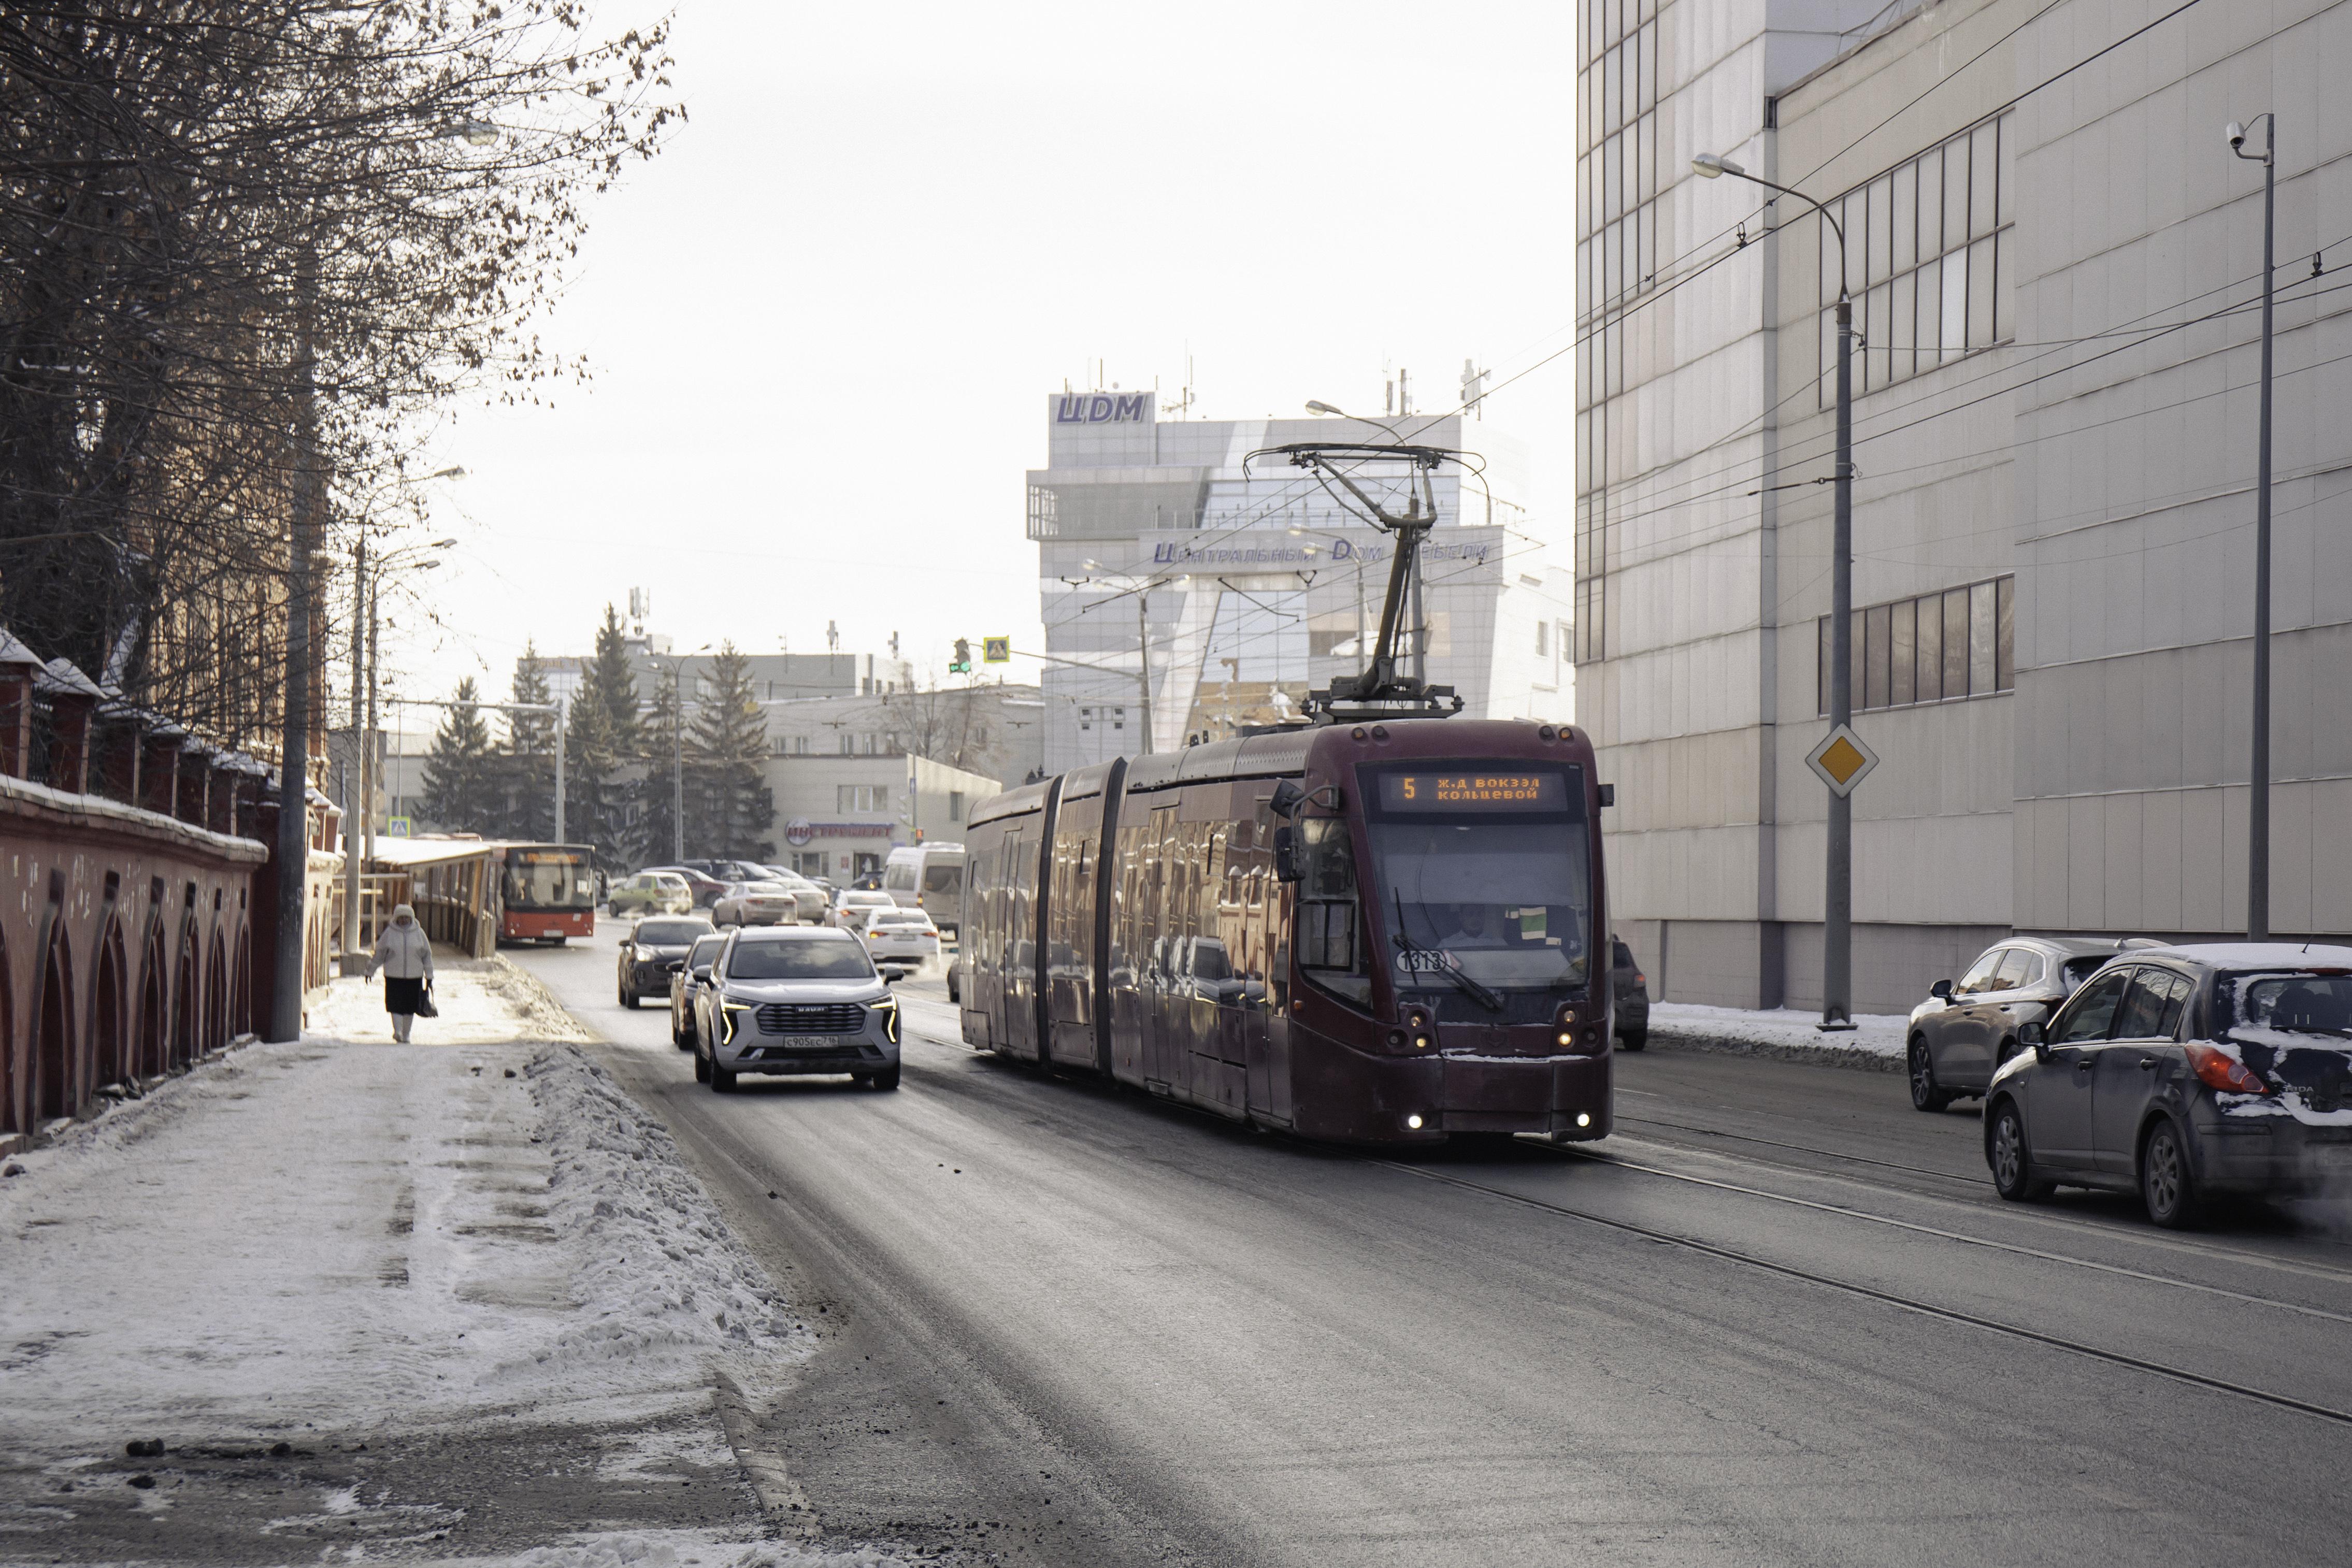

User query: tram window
[1300,818,1357,898]
[1300,901,1357,972]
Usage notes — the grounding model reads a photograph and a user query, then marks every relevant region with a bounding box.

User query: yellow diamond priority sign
[1805,724,1880,798]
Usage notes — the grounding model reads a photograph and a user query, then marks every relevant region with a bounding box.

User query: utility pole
[1136,591,1154,754]
[553,693,567,844]
[364,576,379,872]
[2230,113,2278,940]
[340,537,366,972]
[1691,149,1856,1029]
[271,240,322,1042]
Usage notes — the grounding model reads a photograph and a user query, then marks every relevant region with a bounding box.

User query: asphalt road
[520,920,2352,1567]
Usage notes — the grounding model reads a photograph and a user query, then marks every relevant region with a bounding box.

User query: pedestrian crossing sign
[983,637,1011,664]
[1804,724,1879,798]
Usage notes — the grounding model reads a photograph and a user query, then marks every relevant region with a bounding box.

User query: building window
[1535,620,1549,657]
[1822,113,2013,402]
[948,790,964,823]
[1818,576,2012,714]
[837,784,888,813]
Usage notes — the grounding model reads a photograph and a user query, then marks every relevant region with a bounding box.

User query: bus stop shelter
[360,837,504,959]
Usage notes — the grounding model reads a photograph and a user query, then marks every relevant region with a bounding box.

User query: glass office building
[1027,391,1571,772]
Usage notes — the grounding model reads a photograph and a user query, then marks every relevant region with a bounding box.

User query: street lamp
[1694,149,1857,1029]
[2228,114,2278,940]
[1304,399,1408,443]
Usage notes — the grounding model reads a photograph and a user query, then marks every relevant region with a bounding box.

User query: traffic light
[949,637,971,673]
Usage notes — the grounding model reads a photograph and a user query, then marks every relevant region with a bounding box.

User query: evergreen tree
[686,642,774,860]
[420,678,497,831]
[562,605,643,870]
[494,646,558,841]
[632,663,694,866]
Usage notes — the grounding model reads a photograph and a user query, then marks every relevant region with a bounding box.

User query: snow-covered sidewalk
[1646,1001,1910,1070]
[0,958,929,1567]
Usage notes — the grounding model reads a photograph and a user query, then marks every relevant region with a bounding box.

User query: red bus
[958,718,1612,1147]
[499,843,597,944]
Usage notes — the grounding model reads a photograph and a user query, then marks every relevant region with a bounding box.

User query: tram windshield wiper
[1392,889,1507,1012]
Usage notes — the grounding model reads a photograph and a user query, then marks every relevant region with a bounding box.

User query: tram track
[1370,1154,2352,1429]
[1612,1110,1987,1185]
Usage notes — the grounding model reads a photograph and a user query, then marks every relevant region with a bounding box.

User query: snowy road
[521,919,2352,1567]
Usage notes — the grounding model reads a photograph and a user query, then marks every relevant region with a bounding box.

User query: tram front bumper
[1288,1031,1612,1144]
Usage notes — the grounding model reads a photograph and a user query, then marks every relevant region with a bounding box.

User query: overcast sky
[386,1,1576,728]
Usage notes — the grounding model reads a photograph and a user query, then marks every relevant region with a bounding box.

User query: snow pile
[415,1531,929,1567]
[0,969,807,1455]
[499,1047,809,1393]
[1647,1001,1910,1069]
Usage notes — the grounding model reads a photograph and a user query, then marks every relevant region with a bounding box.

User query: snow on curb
[1646,1002,1909,1073]
[510,1046,811,1397]
[406,1529,934,1567]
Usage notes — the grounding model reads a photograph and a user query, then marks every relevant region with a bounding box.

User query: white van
[880,842,966,938]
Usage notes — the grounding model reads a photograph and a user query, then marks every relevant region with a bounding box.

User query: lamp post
[1693,150,1856,1029]
[648,644,711,863]
[2227,114,2278,941]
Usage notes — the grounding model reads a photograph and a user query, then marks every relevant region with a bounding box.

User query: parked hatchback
[616,915,715,1009]
[1906,937,2121,1110]
[1986,943,2352,1227]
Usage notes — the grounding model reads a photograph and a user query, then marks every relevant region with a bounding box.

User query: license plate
[775,1034,849,1050]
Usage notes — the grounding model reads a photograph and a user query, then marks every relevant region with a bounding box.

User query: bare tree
[877,685,997,773]
[0,2,679,746]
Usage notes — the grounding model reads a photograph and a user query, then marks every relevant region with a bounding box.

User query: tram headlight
[1557,1031,1573,1046]
[1406,1114,1424,1130]
[1576,1113,1591,1128]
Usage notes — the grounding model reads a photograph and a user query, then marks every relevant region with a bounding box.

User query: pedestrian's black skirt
[384,975,425,1015]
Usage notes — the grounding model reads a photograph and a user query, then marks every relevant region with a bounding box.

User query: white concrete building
[1028,391,1574,773]
[1581,0,2352,1010]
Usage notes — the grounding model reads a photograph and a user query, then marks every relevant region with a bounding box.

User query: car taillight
[2186,1042,2268,1095]
[1633,972,1645,986]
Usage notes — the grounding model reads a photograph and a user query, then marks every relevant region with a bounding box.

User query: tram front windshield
[1364,767,1591,993]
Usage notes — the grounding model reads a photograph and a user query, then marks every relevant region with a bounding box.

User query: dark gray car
[1987,943,2352,1227]
[1904,936,2120,1110]
[1611,937,1648,1051]
[616,915,715,1007]
[668,932,724,1049]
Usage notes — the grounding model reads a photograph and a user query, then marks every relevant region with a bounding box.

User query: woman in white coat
[367,903,436,1042]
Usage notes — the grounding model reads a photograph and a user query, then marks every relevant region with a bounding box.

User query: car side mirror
[1929,979,1953,1000]
[2019,1019,2048,1060]
[1272,826,1302,883]
[880,969,898,984]
[618,933,632,945]
[666,960,684,973]
[692,965,711,980]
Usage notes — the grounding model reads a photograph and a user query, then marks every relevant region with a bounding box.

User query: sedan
[640,865,730,910]
[751,866,829,924]
[712,881,802,928]
[669,932,725,1048]
[862,907,940,973]
[1611,936,1648,1051]
[693,927,901,1092]
[828,889,896,932]
[1987,942,2352,1227]
[609,870,693,918]
[1908,937,2121,1110]
[616,915,715,1008]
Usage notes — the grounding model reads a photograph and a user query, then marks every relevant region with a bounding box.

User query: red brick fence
[0,634,331,1148]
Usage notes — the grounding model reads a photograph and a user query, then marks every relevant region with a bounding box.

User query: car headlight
[872,994,899,1045]
[721,1003,753,1045]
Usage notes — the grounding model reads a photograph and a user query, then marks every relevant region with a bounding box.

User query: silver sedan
[712,881,805,928]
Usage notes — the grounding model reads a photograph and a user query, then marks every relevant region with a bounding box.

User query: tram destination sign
[1379,770,1568,812]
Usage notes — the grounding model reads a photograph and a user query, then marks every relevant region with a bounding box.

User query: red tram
[958,718,1613,1146]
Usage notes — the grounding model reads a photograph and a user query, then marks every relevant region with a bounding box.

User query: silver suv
[694,927,901,1092]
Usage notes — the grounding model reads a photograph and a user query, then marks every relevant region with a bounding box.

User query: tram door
[1143,804,1186,1093]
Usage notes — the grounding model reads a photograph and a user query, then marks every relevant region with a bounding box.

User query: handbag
[414,981,439,1019]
